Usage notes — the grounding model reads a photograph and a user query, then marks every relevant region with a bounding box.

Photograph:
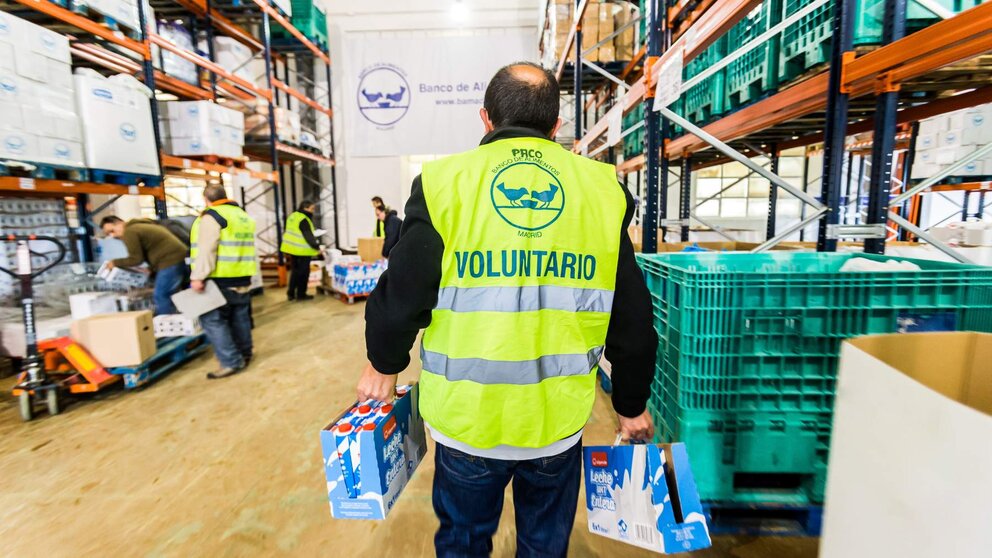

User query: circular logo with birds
[357,65,411,127]
[490,162,565,231]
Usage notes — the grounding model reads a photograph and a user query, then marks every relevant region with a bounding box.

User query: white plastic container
[74,70,160,175]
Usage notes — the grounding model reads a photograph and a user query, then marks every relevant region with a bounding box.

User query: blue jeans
[153,262,187,315]
[199,285,253,369]
[433,441,582,558]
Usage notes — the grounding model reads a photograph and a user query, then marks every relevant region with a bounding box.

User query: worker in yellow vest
[190,185,257,380]
[357,63,657,557]
[280,200,321,301]
[371,196,387,238]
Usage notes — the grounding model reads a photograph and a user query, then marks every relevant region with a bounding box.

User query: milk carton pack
[332,260,386,296]
[584,443,711,554]
[97,261,150,288]
[153,314,200,337]
[321,383,426,520]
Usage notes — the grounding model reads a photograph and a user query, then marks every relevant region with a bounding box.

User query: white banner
[344,35,534,157]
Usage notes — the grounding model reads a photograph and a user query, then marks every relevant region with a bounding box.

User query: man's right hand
[617,410,655,443]
[191,280,205,292]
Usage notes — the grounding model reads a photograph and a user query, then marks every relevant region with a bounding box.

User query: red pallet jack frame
[12,337,120,397]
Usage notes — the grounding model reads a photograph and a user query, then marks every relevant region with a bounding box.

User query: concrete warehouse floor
[0,291,819,557]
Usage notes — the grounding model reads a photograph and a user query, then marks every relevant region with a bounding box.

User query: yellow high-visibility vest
[281,211,319,256]
[419,135,625,448]
[190,203,257,278]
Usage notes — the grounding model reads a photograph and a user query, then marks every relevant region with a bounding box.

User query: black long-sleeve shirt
[381,211,402,258]
[298,210,320,250]
[364,127,658,418]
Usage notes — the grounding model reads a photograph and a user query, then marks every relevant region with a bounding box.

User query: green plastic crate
[681,73,726,125]
[271,0,328,48]
[726,1,780,109]
[779,0,981,83]
[639,252,992,503]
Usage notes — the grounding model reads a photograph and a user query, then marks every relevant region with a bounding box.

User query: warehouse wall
[326,0,541,248]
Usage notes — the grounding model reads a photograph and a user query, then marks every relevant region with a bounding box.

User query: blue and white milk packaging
[584,443,711,554]
[321,383,426,520]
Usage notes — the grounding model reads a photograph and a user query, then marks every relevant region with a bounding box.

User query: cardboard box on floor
[821,332,992,558]
[71,310,156,367]
[357,237,384,262]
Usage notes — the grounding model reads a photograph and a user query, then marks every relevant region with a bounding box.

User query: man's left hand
[105,261,116,269]
[357,362,397,403]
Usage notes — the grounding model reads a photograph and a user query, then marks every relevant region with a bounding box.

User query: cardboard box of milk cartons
[820,332,992,558]
[0,10,85,169]
[74,70,160,176]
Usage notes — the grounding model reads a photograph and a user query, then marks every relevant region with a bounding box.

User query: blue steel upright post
[679,155,691,241]
[816,0,857,251]
[137,0,167,219]
[864,0,907,253]
[261,10,284,265]
[766,146,780,240]
[642,0,662,253]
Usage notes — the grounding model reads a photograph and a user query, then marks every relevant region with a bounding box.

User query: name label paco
[454,250,596,280]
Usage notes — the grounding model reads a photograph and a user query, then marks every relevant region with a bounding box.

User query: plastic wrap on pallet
[157,19,199,85]
[332,260,386,296]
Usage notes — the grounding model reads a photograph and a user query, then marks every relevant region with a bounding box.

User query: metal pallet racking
[549,0,992,261]
[0,0,337,278]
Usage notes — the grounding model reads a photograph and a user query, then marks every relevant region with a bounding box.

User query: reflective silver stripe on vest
[421,346,604,385]
[219,240,255,247]
[216,255,255,262]
[434,285,614,313]
[282,238,313,249]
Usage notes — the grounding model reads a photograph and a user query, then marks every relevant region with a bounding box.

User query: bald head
[483,62,560,135]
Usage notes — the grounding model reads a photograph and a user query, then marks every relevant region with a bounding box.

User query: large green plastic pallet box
[638,251,992,503]
[725,1,781,110]
[778,0,982,83]
[271,0,328,47]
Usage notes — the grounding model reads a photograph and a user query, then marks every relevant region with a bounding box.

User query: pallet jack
[3,235,121,421]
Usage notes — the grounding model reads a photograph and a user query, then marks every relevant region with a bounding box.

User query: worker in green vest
[190,184,257,380]
[371,196,387,238]
[357,63,657,557]
[280,200,321,301]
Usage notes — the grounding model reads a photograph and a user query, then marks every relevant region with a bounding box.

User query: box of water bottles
[332,259,387,297]
[321,382,426,520]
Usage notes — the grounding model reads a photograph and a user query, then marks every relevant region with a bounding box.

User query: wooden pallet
[702,502,823,537]
[109,333,209,389]
[89,168,163,187]
[1,160,88,181]
[316,285,369,304]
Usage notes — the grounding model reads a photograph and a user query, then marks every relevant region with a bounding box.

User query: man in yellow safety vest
[357,62,657,557]
[280,200,321,301]
[190,184,257,380]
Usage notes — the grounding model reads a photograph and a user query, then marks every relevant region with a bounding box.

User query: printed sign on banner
[344,35,535,157]
[653,46,684,112]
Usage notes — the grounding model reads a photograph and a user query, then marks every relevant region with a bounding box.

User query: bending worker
[357,62,657,557]
[189,185,257,380]
[100,215,188,315]
[280,200,321,301]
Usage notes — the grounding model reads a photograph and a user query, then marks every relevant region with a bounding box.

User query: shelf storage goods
[271,0,329,48]
[639,252,992,503]
[726,2,780,110]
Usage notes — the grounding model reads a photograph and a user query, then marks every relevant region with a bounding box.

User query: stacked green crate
[271,0,329,48]
[639,252,992,503]
[622,103,645,159]
[725,1,781,110]
[779,0,981,84]
[680,36,727,124]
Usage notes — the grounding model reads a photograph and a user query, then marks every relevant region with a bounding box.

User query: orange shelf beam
[251,0,331,65]
[272,79,333,117]
[0,177,165,199]
[277,143,335,165]
[11,0,149,57]
[172,0,264,52]
[161,154,278,182]
[929,181,992,193]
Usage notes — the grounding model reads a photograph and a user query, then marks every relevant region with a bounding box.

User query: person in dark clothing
[357,62,657,557]
[280,200,322,301]
[375,206,403,258]
[101,215,189,315]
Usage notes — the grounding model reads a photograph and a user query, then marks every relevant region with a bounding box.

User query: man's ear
[549,117,563,139]
[480,108,495,133]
